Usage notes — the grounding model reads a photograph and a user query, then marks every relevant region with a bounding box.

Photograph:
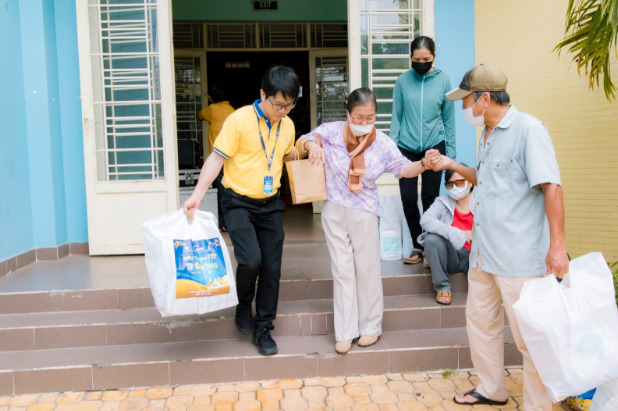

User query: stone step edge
[0,275,467,314]
[0,328,521,395]
[0,294,467,330]
[0,273,464,295]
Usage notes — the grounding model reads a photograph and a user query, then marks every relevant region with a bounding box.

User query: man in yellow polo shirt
[182,66,302,356]
[196,83,235,231]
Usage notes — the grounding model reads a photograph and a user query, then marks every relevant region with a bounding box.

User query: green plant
[610,261,618,306]
[441,369,454,380]
[555,0,618,101]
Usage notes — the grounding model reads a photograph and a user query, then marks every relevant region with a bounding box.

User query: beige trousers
[321,201,383,342]
[467,254,552,411]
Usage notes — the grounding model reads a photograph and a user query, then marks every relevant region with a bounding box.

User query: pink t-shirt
[302,121,410,216]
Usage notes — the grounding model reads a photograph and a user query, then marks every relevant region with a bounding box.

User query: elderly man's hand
[545,246,569,279]
[425,150,452,172]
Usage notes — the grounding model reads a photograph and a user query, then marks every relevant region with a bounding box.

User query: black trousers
[221,191,285,330]
[213,169,226,229]
[398,141,446,251]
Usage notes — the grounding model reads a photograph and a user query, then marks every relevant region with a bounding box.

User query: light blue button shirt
[470,106,561,277]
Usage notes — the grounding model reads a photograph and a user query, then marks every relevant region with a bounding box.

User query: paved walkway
[0,369,569,411]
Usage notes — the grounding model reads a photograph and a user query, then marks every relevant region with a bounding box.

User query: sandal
[403,249,423,265]
[454,389,508,406]
[436,291,452,305]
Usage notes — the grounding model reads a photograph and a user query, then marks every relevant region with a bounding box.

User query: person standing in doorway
[183,66,301,356]
[428,64,568,410]
[390,36,456,265]
[197,83,235,232]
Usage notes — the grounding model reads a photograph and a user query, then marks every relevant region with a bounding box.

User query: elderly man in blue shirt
[428,64,569,411]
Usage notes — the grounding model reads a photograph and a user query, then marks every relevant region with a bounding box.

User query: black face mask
[412,61,433,75]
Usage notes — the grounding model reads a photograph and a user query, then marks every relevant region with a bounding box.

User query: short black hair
[209,83,227,103]
[346,87,377,113]
[411,36,436,56]
[261,66,300,100]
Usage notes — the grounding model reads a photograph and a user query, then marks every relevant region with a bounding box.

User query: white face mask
[347,114,375,136]
[463,95,486,127]
[447,183,470,200]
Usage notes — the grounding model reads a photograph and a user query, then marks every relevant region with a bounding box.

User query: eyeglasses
[267,97,296,112]
[444,179,467,190]
[350,115,376,123]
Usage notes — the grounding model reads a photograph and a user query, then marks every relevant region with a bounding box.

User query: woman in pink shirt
[297,88,430,354]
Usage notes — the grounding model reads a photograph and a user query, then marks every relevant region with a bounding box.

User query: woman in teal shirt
[390,36,456,265]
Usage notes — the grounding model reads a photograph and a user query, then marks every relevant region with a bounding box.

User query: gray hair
[472,91,510,106]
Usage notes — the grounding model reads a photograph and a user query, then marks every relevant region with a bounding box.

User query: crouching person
[419,168,474,305]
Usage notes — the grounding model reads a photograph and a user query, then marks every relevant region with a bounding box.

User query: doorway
[206,51,312,138]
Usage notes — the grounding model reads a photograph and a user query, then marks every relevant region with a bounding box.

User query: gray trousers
[423,233,470,292]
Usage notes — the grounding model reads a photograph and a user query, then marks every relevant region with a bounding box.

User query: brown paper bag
[285,158,328,205]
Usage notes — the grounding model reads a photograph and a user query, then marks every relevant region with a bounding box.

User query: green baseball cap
[445,64,508,101]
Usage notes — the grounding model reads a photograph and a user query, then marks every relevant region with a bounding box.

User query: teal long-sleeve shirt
[390,68,456,159]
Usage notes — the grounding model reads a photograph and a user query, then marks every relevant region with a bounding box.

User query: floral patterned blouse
[302,121,411,216]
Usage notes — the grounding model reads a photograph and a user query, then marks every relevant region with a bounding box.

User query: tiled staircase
[0,245,521,395]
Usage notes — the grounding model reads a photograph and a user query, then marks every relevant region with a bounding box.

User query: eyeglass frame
[267,97,297,112]
[444,179,467,190]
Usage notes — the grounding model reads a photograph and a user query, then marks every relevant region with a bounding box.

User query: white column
[347,0,361,90]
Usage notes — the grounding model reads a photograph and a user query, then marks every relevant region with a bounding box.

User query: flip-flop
[403,249,423,264]
[453,389,508,406]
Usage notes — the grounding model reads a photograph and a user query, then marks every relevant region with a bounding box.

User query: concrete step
[0,327,522,396]
[0,294,473,351]
[0,273,468,315]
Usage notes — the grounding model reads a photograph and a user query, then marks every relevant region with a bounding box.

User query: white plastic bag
[513,252,618,402]
[400,202,413,258]
[591,379,618,411]
[143,209,238,317]
[379,195,402,260]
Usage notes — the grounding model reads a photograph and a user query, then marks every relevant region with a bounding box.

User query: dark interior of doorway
[206,51,311,138]
[207,51,312,208]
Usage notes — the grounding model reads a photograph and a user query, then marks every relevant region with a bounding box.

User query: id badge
[263,176,274,195]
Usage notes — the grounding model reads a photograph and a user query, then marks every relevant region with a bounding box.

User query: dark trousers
[213,170,226,229]
[221,191,286,330]
[398,141,446,251]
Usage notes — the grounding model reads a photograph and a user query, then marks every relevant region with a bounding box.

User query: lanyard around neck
[255,110,281,173]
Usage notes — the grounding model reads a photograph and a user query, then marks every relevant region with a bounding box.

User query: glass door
[76,0,178,255]
[174,51,207,186]
[309,49,348,213]
[309,49,350,130]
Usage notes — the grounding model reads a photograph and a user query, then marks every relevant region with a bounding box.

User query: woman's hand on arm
[307,141,326,166]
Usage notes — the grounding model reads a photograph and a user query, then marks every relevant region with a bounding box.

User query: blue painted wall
[54,0,88,244]
[0,0,35,261]
[434,0,476,168]
[0,0,86,262]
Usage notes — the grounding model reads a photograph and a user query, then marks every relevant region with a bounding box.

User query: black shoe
[252,328,278,356]
[235,303,254,334]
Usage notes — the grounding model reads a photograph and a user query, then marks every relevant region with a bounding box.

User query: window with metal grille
[260,23,307,48]
[311,24,348,48]
[173,23,203,49]
[89,0,165,181]
[207,24,256,49]
[361,0,423,135]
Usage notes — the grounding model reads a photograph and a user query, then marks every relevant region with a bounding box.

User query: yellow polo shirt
[213,102,295,199]
[199,101,235,154]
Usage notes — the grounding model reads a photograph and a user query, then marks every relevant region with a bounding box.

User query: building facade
[4,0,614,269]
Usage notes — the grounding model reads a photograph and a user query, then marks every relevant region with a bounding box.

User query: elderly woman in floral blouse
[296,88,430,354]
